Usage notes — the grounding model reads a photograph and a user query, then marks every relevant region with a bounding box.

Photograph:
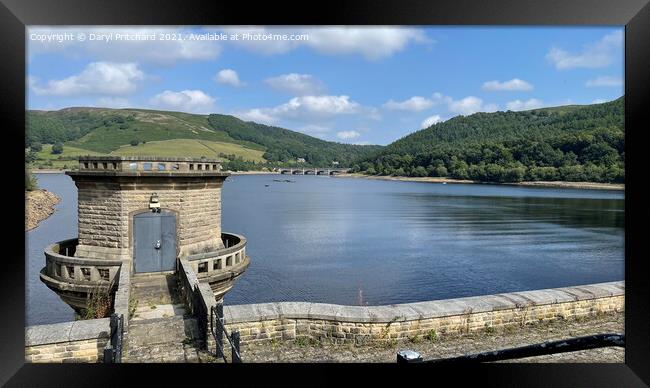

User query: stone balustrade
[76,156,223,174]
[42,238,122,285]
[185,233,249,280]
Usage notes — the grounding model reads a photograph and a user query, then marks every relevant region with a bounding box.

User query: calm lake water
[26,173,624,326]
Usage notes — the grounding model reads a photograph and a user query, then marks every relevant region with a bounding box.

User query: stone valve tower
[40,156,250,313]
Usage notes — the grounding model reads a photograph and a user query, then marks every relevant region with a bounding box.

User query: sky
[27,26,624,146]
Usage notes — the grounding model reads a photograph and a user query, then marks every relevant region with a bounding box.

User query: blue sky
[27,26,624,146]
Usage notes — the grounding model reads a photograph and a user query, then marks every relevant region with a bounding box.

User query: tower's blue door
[134,211,177,273]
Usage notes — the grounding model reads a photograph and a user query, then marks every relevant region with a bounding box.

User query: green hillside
[112,139,265,162]
[352,97,624,183]
[26,107,382,169]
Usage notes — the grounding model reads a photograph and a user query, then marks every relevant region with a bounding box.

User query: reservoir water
[26,173,624,326]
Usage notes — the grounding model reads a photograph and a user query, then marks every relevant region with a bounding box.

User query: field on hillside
[31,144,103,169]
[65,120,236,153]
[111,139,265,162]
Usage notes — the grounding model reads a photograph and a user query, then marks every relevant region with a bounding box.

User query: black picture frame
[2,0,648,385]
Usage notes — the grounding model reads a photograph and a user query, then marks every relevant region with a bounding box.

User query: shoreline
[31,168,624,191]
[32,169,67,174]
[334,173,624,191]
[25,189,60,231]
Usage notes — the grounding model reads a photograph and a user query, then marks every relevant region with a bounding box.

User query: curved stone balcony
[185,232,250,300]
[40,238,122,313]
[40,232,250,311]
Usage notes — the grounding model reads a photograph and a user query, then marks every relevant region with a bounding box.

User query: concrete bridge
[279,168,350,175]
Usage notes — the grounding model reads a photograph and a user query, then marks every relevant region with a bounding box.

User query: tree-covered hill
[351,97,624,183]
[26,107,382,168]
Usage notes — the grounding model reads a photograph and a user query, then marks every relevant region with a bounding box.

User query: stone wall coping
[198,283,217,311]
[179,258,200,289]
[223,281,624,324]
[112,263,130,331]
[25,318,111,346]
[178,258,218,314]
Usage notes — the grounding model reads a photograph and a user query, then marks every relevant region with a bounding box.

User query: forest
[351,97,624,183]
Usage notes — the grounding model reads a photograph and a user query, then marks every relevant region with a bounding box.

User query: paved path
[123,273,215,363]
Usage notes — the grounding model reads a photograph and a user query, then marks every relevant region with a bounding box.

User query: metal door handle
[154,240,161,249]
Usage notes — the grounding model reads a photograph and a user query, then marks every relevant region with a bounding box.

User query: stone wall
[73,178,224,262]
[178,258,218,350]
[25,318,110,363]
[112,263,131,334]
[222,281,624,347]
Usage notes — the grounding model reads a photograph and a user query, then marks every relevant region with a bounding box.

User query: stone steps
[131,303,188,321]
[125,314,216,363]
[124,273,218,363]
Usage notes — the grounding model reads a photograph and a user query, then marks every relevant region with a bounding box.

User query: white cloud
[302,27,431,60]
[264,73,326,96]
[482,78,533,91]
[31,62,144,96]
[214,69,244,87]
[399,92,500,116]
[546,30,623,70]
[149,90,216,114]
[448,96,498,115]
[383,96,434,111]
[238,95,361,124]
[235,108,277,125]
[421,114,442,128]
[586,75,623,87]
[336,130,361,140]
[221,26,431,60]
[279,95,360,116]
[591,99,609,104]
[506,98,545,111]
[28,27,221,65]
